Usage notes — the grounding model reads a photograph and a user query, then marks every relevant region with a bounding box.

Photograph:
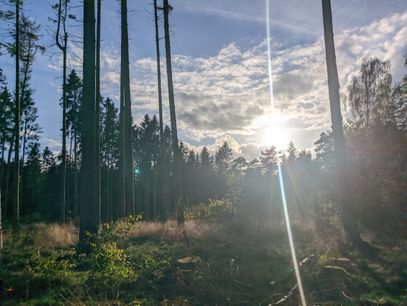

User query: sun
[260,125,290,150]
[254,112,291,151]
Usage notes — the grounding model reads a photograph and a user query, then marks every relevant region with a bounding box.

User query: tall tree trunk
[118,92,125,218]
[56,0,68,222]
[18,38,34,213]
[154,0,165,221]
[79,0,98,246]
[95,0,101,223]
[163,0,183,225]
[0,138,5,189]
[0,190,3,250]
[21,118,27,165]
[119,0,134,217]
[14,0,21,224]
[19,116,28,209]
[106,163,112,222]
[154,0,164,140]
[321,0,362,245]
[73,134,79,217]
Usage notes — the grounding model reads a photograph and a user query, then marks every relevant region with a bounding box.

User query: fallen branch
[269,255,315,305]
[322,265,356,279]
[341,290,354,301]
[270,284,298,305]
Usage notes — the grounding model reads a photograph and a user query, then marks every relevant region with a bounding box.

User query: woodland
[0,0,406,305]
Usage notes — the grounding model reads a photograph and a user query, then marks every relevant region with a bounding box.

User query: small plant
[136,254,171,279]
[25,250,76,281]
[98,214,142,244]
[187,199,233,223]
[23,249,77,294]
[88,241,137,291]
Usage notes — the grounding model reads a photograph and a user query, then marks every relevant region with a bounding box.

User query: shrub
[24,249,77,287]
[88,241,137,291]
[186,199,233,223]
[136,254,171,280]
[98,214,142,244]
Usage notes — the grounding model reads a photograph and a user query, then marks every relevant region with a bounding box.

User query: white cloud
[95,10,407,160]
[42,137,62,153]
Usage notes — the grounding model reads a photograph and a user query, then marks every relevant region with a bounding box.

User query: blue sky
[1,0,407,159]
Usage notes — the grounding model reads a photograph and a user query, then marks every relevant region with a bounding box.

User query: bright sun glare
[260,125,290,150]
[255,113,291,150]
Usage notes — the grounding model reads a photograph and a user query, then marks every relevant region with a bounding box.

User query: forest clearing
[1,0,407,305]
[1,215,407,305]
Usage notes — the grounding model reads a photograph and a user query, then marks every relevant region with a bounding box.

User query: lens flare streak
[266,0,275,111]
[277,164,307,306]
[266,1,307,305]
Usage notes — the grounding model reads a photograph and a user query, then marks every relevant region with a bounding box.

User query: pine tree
[322,0,362,245]
[65,70,82,217]
[79,0,98,246]
[154,0,164,140]
[0,88,14,187]
[101,97,119,222]
[14,0,21,223]
[95,0,102,220]
[118,0,135,218]
[215,142,233,173]
[53,0,69,222]
[163,0,183,225]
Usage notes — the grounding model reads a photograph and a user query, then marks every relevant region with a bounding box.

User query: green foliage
[97,214,142,243]
[88,241,137,290]
[24,250,76,283]
[136,254,172,281]
[186,199,233,222]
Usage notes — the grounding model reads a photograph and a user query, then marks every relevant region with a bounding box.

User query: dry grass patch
[31,222,78,248]
[127,220,220,240]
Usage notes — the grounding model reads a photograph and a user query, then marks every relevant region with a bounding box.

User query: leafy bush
[88,241,137,291]
[186,199,233,223]
[98,214,142,244]
[25,250,76,283]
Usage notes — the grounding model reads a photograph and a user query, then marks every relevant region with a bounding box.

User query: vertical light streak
[266,1,307,305]
[266,0,275,111]
[277,163,307,306]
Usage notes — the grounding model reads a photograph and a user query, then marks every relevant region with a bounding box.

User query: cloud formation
[99,11,407,159]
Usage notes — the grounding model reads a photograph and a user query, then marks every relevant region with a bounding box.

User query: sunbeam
[265,1,307,305]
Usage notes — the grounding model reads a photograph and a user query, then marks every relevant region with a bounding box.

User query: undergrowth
[0,213,406,305]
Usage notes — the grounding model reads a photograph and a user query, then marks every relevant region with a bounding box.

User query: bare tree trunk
[95,0,101,223]
[19,116,28,209]
[21,118,27,164]
[14,0,21,224]
[79,0,98,247]
[106,163,112,222]
[163,0,183,226]
[73,134,79,218]
[119,0,134,217]
[154,0,164,139]
[154,0,166,221]
[18,37,35,213]
[118,101,125,218]
[0,138,5,189]
[0,190,3,250]
[56,0,69,222]
[321,0,362,245]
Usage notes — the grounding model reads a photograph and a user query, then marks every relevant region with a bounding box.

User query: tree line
[0,0,406,247]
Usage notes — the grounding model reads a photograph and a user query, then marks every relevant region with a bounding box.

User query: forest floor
[0,217,406,305]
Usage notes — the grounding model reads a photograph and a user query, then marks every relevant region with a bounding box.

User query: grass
[0,217,406,305]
